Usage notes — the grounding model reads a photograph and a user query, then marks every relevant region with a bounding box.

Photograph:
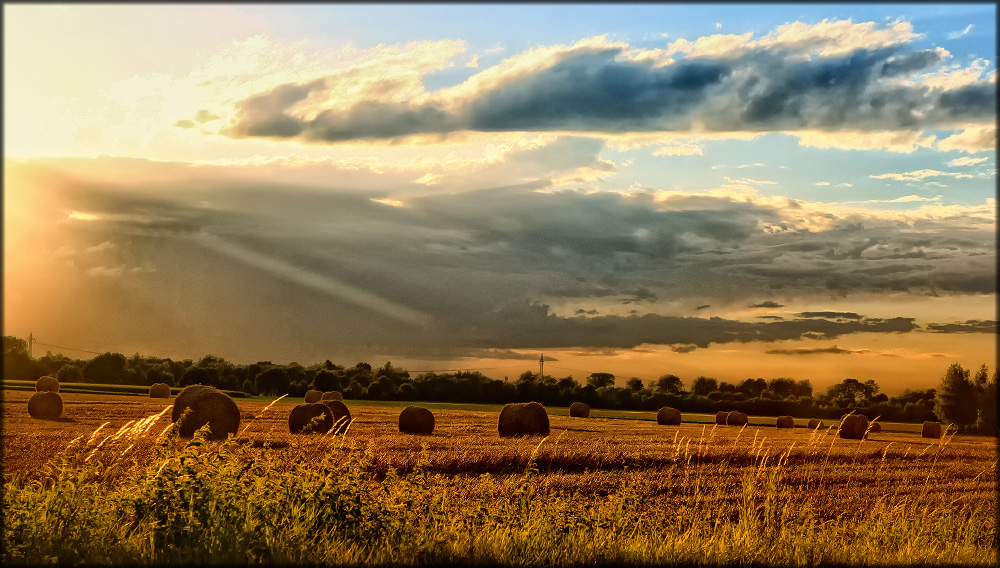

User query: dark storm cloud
[695,304,711,310]
[879,49,945,77]
[465,49,729,131]
[12,157,993,362]
[749,301,784,308]
[925,320,997,333]
[937,84,998,120]
[765,346,864,355]
[451,300,917,350]
[217,42,991,142]
[797,311,863,320]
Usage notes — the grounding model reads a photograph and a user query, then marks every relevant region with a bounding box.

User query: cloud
[814,181,830,186]
[947,24,973,40]
[7,156,995,362]
[871,169,974,182]
[84,241,117,254]
[765,345,868,355]
[204,20,992,144]
[797,311,863,320]
[458,301,918,351]
[85,265,125,278]
[695,304,711,310]
[925,320,997,333]
[937,124,996,153]
[871,195,940,203]
[948,156,988,166]
[724,176,776,185]
[194,233,435,328]
[652,142,704,156]
[792,129,937,153]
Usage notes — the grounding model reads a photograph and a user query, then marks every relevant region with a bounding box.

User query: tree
[181,366,214,387]
[654,374,684,394]
[56,364,84,384]
[557,376,580,390]
[974,366,996,434]
[794,379,813,398]
[625,377,645,391]
[313,369,341,392]
[823,378,869,406]
[738,378,768,398]
[83,352,128,384]
[691,376,718,397]
[767,378,797,399]
[254,367,289,397]
[934,363,979,429]
[3,336,29,358]
[587,373,616,389]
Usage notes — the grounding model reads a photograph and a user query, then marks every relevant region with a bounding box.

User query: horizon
[4,3,996,395]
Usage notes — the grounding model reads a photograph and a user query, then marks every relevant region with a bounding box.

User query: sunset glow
[4,3,996,393]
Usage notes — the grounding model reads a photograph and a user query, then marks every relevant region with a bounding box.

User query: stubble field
[3,390,997,565]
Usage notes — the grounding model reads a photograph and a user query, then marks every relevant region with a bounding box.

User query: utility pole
[539,353,544,377]
[27,333,35,359]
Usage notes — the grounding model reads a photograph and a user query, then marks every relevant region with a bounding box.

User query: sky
[3,3,996,394]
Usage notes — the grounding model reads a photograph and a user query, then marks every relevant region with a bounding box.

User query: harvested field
[2,390,996,565]
[2,390,994,512]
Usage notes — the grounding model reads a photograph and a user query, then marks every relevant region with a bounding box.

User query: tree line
[3,336,995,434]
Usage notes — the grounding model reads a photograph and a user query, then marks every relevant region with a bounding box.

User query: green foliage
[935,363,980,429]
[691,376,718,396]
[313,369,341,392]
[83,352,128,384]
[974,366,996,435]
[587,372,616,389]
[181,366,214,387]
[1,336,990,428]
[654,374,684,394]
[254,366,288,397]
[55,364,84,383]
[625,377,645,391]
[3,336,29,358]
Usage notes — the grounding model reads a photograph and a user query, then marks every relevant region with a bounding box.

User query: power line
[407,364,528,373]
[32,341,105,356]
[548,364,602,376]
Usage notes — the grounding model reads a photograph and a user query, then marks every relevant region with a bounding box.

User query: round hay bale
[498,402,550,437]
[569,402,590,418]
[28,391,63,418]
[726,411,749,427]
[715,411,729,425]
[304,389,323,403]
[149,383,171,398]
[35,375,60,392]
[921,421,942,439]
[398,406,435,435]
[869,421,881,434]
[807,418,824,430]
[321,391,343,401]
[288,403,334,434]
[776,415,795,429]
[321,399,352,434]
[838,414,869,440]
[171,384,240,440]
[656,406,682,425]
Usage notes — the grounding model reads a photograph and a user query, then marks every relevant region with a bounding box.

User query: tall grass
[3,408,995,566]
